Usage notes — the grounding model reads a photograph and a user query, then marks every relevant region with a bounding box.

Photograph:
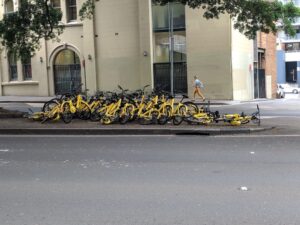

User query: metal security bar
[153,62,187,94]
[53,64,81,94]
[22,64,32,80]
[9,65,18,81]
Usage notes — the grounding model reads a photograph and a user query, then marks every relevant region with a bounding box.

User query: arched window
[54,49,80,65]
[53,49,81,94]
[4,0,14,13]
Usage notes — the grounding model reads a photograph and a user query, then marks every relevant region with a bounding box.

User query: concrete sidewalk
[0,96,54,103]
[0,96,274,135]
[0,95,272,105]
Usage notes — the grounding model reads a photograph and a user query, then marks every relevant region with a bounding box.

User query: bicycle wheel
[252,105,261,125]
[101,116,112,125]
[76,102,91,120]
[184,102,199,118]
[138,110,157,125]
[158,105,172,125]
[90,106,102,122]
[138,117,152,125]
[173,105,186,126]
[42,100,59,112]
[119,105,134,124]
[241,117,250,125]
[251,114,260,125]
[61,103,73,124]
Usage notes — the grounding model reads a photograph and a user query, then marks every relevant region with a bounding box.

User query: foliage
[153,0,300,39]
[79,0,95,21]
[0,0,63,61]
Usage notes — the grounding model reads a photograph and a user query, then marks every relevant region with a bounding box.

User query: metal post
[169,3,174,96]
[82,59,87,96]
[257,47,260,98]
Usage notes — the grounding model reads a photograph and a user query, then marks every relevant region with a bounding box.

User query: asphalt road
[1,135,300,225]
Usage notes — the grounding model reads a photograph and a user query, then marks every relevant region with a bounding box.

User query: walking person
[193,76,205,101]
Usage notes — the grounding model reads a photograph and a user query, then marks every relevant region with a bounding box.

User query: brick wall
[257,32,277,98]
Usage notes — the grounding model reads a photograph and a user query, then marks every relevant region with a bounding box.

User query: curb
[0,101,48,103]
[0,114,25,118]
[0,110,25,118]
[0,126,274,136]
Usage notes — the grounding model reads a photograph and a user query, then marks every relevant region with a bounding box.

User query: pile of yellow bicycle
[27,85,260,126]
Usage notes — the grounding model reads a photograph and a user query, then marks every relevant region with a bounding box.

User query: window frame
[7,51,18,81]
[4,0,14,14]
[66,0,77,22]
[21,57,32,80]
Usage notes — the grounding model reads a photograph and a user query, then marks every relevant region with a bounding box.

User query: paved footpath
[0,96,273,135]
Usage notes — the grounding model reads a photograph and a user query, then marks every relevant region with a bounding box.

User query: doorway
[53,49,81,94]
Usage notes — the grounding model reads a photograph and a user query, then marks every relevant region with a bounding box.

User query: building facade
[0,0,276,100]
[277,0,300,87]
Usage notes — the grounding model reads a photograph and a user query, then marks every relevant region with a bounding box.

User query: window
[152,2,187,94]
[154,31,186,63]
[54,49,80,65]
[285,42,300,52]
[66,0,77,22]
[22,56,32,80]
[4,0,14,13]
[8,51,18,81]
[51,0,61,10]
[152,2,185,32]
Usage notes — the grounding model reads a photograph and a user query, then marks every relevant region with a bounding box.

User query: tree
[0,0,63,61]
[153,0,300,39]
[0,0,299,60]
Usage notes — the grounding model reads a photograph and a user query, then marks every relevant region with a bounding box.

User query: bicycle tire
[61,103,73,124]
[119,105,134,124]
[76,102,91,120]
[138,117,151,125]
[101,116,112,125]
[184,102,199,118]
[241,118,250,125]
[90,106,102,121]
[173,105,186,126]
[42,100,59,112]
[158,105,172,125]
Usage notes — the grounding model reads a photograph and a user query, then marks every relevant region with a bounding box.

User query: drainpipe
[0,48,3,96]
[82,58,87,96]
[44,38,50,96]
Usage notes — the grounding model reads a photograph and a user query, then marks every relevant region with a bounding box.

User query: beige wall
[47,25,84,95]
[94,0,152,92]
[185,8,233,100]
[231,28,254,100]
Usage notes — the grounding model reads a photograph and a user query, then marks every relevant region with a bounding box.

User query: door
[286,61,297,83]
[254,69,266,99]
[53,49,81,95]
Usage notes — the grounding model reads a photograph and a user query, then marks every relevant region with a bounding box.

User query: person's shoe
[191,99,195,102]
[203,98,206,102]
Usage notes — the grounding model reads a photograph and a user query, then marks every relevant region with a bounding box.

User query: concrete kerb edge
[0,126,275,135]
